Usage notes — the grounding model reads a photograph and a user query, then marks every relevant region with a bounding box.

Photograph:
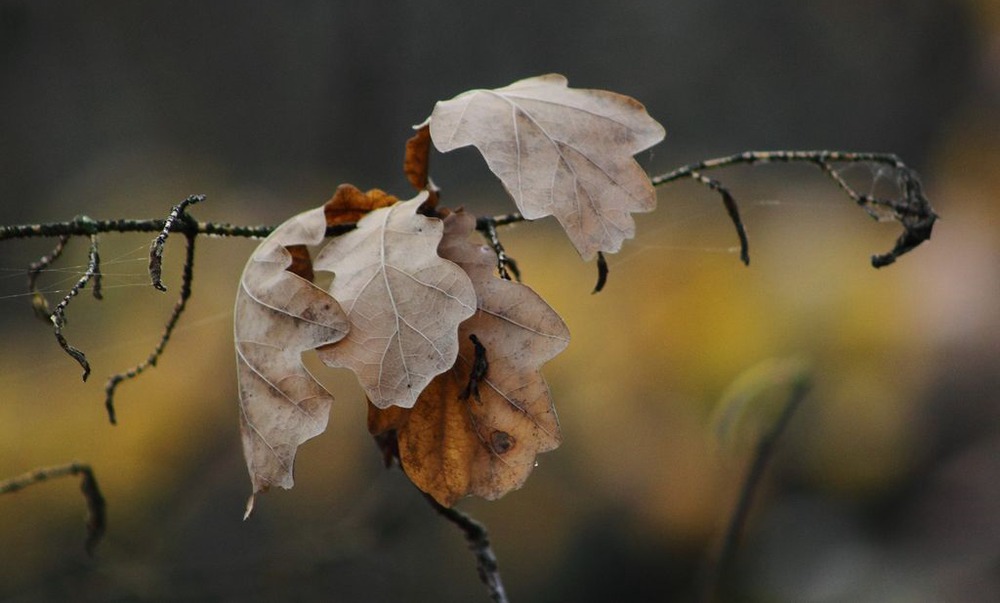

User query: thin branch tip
[650,150,936,269]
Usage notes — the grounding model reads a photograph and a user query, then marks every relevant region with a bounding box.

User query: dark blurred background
[1,1,998,601]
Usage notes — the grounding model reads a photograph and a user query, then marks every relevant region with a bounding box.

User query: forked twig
[478,217,521,281]
[423,493,509,603]
[149,194,204,291]
[104,229,197,424]
[49,231,103,381]
[0,148,937,415]
[651,150,937,268]
[28,234,70,320]
[0,462,106,555]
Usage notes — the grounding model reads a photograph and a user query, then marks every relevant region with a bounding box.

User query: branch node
[477,217,521,281]
[149,194,205,292]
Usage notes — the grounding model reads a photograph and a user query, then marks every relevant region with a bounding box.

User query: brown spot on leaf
[490,431,515,454]
[365,210,569,507]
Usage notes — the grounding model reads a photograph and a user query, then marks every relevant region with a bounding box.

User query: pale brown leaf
[428,73,665,259]
[314,193,477,409]
[369,210,570,506]
[235,205,349,517]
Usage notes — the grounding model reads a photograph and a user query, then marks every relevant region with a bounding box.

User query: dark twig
[460,334,489,402]
[476,212,525,230]
[423,493,508,603]
[48,230,103,381]
[650,151,937,268]
[592,251,609,293]
[28,234,70,320]
[690,170,751,266]
[149,194,203,291]
[0,196,356,414]
[650,150,937,268]
[478,217,521,281]
[0,215,352,243]
[0,151,933,411]
[702,375,812,603]
[0,462,106,555]
[87,233,103,300]
[104,230,197,425]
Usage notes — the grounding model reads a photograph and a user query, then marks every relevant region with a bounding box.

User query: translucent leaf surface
[429,74,665,259]
[314,193,477,409]
[235,205,349,516]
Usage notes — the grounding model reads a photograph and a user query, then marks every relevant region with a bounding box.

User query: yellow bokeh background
[2,1,999,600]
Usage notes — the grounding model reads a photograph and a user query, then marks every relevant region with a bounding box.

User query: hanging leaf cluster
[235,74,665,511]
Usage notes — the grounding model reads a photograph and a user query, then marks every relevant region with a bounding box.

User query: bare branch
[0,149,936,415]
[651,150,937,268]
[477,217,521,281]
[28,234,70,320]
[105,230,197,424]
[48,231,103,381]
[423,493,509,603]
[0,462,106,555]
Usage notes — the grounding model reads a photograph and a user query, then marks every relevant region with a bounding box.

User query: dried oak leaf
[323,183,398,226]
[403,124,439,208]
[428,73,665,259]
[314,192,477,409]
[369,210,570,506]
[404,124,432,191]
[235,205,349,517]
